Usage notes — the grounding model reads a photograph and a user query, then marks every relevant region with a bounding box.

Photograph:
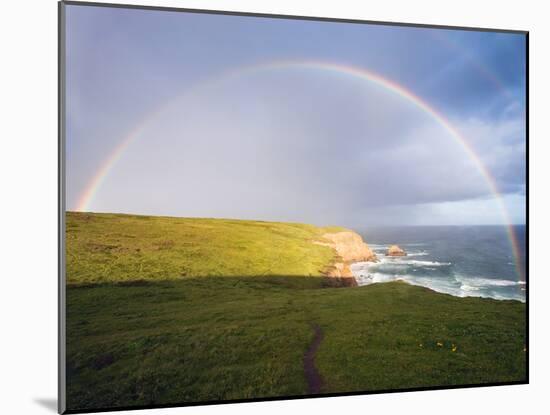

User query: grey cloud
[88,71,524,226]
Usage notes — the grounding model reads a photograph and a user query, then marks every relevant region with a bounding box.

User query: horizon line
[66,210,526,228]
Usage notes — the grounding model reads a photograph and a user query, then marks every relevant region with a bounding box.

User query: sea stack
[386,245,407,257]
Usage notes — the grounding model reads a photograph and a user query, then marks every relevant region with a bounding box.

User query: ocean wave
[460,284,480,292]
[351,263,525,302]
[371,250,429,257]
[374,258,451,267]
[354,272,461,295]
[455,276,523,287]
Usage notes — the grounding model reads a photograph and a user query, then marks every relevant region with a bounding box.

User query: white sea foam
[351,261,525,302]
[460,284,480,292]
[455,276,522,287]
[369,258,451,267]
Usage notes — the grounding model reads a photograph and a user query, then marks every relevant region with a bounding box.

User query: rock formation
[323,262,358,287]
[386,245,407,257]
[315,231,377,286]
[327,262,353,277]
[318,231,378,263]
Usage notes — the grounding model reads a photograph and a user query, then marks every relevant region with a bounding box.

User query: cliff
[315,231,377,283]
[66,212,377,285]
[321,231,378,263]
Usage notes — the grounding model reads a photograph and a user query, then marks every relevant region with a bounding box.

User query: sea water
[352,226,526,302]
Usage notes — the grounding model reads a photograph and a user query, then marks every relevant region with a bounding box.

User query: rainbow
[73,60,525,281]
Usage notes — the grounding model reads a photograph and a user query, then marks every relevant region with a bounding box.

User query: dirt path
[303,323,324,394]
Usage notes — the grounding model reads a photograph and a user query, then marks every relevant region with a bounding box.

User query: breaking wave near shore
[352,226,526,302]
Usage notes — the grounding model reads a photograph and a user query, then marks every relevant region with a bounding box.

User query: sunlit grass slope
[66,212,344,283]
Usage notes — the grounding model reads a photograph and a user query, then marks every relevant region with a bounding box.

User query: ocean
[352,225,526,302]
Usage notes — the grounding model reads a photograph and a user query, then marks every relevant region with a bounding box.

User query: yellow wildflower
[437,342,443,347]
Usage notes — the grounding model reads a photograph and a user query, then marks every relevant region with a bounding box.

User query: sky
[65,4,526,228]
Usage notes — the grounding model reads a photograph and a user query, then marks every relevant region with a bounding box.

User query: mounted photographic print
[58,1,528,413]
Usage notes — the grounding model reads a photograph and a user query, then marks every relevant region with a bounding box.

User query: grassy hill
[64,212,526,412]
[66,212,345,283]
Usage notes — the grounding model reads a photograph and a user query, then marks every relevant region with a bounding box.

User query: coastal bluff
[315,231,377,283]
[66,212,377,284]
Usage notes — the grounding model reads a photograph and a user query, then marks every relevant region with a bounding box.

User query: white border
[1,1,547,414]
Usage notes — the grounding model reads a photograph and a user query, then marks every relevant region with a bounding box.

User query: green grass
[65,212,526,412]
[66,278,526,411]
[66,212,345,283]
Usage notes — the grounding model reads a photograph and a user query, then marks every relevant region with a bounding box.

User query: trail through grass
[66,278,526,411]
[65,212,526,412]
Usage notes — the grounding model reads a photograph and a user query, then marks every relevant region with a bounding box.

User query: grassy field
[66,212,344,283]
[65,212,526,412]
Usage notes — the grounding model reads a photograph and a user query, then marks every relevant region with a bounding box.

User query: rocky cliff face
[315,231,377,283]
[319,231,378,263]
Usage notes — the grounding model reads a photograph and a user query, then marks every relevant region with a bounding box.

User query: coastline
[315,227,526,303]
[65,213,526,408]
[334,226,527,303]
[316,230,378,287]
[349,260,526,303]
[66,212,525,302]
